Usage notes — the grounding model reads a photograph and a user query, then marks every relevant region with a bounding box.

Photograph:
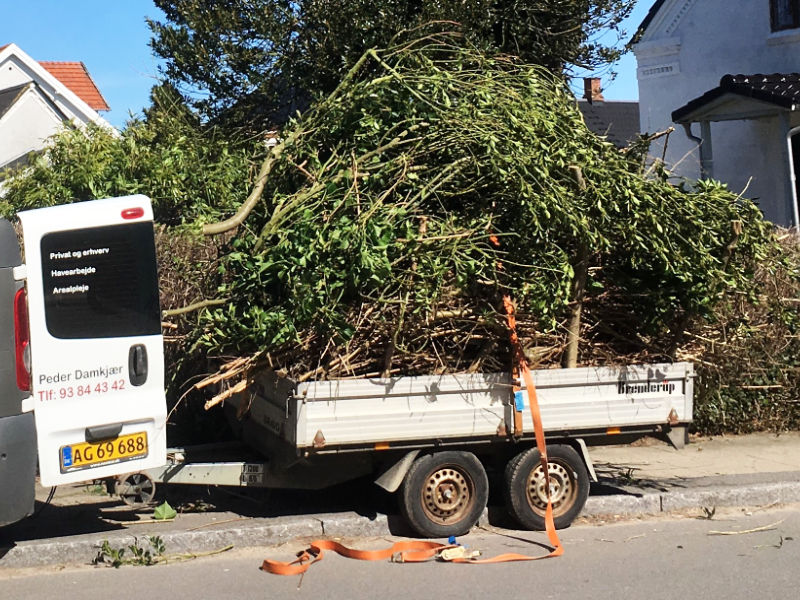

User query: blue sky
[2,1,166,128]
[3,1,652,129]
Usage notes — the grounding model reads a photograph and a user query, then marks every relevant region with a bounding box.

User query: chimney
[583,77,604,104]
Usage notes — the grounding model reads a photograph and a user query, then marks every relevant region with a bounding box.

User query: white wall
[0,45,115,175]
[634,0,800,225]
[0,88,64,168]
[0,55,34,89]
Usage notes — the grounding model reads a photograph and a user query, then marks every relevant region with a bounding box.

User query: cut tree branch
[163,297,229,318]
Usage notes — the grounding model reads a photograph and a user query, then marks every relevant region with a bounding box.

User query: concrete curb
[0,513,390,569]
[4,480,800,569]
[583,481,800,517]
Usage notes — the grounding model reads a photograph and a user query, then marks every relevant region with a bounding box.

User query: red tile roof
[38,61,110,111]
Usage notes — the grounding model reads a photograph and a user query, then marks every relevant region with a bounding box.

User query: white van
[0,195,167,526]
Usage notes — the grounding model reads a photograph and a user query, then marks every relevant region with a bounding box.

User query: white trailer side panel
[521,363,694,433]
[243,362,693,449]
[296,373,510,448]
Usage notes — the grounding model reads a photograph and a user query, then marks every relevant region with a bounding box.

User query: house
[633,0,800,227]
[0,43,112,173]
[577,77,641,149]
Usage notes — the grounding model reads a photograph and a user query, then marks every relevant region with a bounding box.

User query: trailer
[143,361,694,537]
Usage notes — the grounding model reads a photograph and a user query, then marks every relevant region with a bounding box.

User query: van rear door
[18,195,167,486]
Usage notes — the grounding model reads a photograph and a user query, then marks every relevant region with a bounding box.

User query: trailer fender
[573,438,598,482]
[374,450,421,492]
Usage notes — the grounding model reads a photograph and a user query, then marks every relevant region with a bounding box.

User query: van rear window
[40,222,161,339]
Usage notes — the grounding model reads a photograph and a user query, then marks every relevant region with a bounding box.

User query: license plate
[60,432,148,473]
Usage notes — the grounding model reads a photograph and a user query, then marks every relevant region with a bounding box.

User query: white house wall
[635,0,800,225]
[714,116,794,226]
[0,89,65,168]
[0,54,34,89]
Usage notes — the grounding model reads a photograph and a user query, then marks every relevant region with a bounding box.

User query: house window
[771,0,800,31]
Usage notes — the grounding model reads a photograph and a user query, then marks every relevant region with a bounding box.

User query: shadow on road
[0,498,129,558]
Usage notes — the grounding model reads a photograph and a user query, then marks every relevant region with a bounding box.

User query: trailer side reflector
[606,427,621,435]
[374,442,390,450]
[121,207,145,220]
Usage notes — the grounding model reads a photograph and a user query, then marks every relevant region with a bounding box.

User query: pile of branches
[677,232,800,434]
[174,33,774,399]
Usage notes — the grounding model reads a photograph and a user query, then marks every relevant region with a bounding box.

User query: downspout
[681,121,714,179]
[785,121,800,229]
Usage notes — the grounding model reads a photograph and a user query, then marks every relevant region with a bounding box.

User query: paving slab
[590,431,800,479]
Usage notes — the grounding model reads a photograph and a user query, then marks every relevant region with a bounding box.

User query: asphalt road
[1,506,798,599]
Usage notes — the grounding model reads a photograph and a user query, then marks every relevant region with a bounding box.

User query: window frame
[771,0,800,32]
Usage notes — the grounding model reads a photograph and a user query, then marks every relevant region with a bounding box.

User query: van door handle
[86,422,123,442]
[128,344,148,386]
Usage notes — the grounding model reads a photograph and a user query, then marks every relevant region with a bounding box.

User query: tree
[0,93,257,225]
[148,0,634,129]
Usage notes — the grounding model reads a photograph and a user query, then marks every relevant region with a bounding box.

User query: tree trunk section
[564,164,589,369]
[563,242,589,369]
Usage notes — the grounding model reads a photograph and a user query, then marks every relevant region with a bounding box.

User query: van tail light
[121,207,145,220]
[14,288,31,391]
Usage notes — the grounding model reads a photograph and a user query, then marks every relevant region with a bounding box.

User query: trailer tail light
[121,207,145,220]
[14,287,31,391]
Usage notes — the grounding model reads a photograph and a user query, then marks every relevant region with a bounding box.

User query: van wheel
[400,451,488,538]
[504,444,589,530]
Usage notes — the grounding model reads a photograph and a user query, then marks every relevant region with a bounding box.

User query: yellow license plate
[60,432,148,472]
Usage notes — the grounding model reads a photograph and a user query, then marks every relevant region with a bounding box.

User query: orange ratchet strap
[502,294,563,559]
[262,540,455,576]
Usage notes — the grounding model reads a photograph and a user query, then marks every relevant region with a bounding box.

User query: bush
[1,108,259,226]
[684,233,800,434]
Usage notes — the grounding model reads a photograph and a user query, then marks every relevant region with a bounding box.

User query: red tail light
[121,207,145,220]
[14,288,30,391]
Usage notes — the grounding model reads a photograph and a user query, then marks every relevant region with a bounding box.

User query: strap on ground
[262,540,456,576]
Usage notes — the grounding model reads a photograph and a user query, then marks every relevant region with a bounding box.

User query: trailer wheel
[115,473,156,507]
[504,444,589,530]
[399,451,488,538]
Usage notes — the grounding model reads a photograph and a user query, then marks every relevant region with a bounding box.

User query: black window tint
[40,222,161,339]
[771,0,800,31]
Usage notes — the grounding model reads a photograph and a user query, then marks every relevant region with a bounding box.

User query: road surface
[1,506,797,599]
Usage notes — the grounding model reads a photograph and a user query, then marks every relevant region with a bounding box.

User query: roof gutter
[681,122,713,179]
[786,124,800,229]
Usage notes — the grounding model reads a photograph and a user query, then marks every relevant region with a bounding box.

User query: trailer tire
[504,444,589,531]
[399,451,488,538]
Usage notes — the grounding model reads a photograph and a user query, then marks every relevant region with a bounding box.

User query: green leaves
[148,1,637,130]
[153,500,177,521]
[3,36,777,391]
[1,101,258,226]
[95,536,166,568]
